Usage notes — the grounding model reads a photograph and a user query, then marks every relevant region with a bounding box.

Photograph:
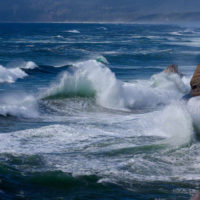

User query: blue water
[0,23,200,199]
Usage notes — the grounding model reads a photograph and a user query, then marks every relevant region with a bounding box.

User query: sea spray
[0,94,39,118]
[155,102,194,147]
[121,71,189,109]
[44,60,126,109]
[0,65,27,83]
[21,61,38,69]
[1,23,200,200]
[151,72,189,94]
[0,61,38,83]
[187,96,200,132]
[44,72,96,98]
[44,59,189,110]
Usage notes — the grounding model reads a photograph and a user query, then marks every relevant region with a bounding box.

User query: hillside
[0,0,200,22]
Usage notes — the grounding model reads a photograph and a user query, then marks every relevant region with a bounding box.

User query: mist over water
[0,23,200,199]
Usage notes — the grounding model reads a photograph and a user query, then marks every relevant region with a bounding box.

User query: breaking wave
[44,59,190,110]
[66,30,80,34]
[21,61,38,69]
[0,65,27,83]
[0,61,38,83]
[0,94,39,118]
[187,96,200,132]
[154,102,194,147]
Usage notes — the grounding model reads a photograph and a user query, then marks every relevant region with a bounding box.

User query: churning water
[0,23,200,199]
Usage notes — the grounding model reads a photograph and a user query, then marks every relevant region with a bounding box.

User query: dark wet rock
[163,64,183,77]
[190,64,200,97]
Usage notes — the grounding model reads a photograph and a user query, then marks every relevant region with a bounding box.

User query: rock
[191,190,200,200]
[163,64,182,76]
[190,64,200,97]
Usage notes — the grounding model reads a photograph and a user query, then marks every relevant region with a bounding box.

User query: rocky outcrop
[190,64,200,97]
[191,190,200,200]
[163,64,182,76]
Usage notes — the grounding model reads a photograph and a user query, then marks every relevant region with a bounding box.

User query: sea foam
[0,65,27,83]
[66,30,80,34]
[0,61,38,83]
[44,59,189,110]
[187,96,200,132]
[0,94,39,118]
[21,61,38,69]
[155,102,194,147]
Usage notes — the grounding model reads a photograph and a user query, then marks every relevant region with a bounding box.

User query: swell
[0,162,101,199]
[0,60,72,84]
[0,160,195,200]
[0,160,133,200]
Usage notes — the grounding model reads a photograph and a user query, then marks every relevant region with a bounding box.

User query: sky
[0,0,200,22]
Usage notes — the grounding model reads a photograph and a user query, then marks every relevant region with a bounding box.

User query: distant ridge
[137,12,200,22]
[1,0,200,22]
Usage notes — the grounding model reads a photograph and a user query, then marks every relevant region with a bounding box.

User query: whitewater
[0,23,200,200]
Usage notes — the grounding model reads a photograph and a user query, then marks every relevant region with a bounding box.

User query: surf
[0,61,38,83]
[43,59,190,111]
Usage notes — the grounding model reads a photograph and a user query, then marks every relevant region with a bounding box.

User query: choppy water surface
[0,23,200,199]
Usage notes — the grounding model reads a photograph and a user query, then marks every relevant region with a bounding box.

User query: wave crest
[44,59,189,110]
[0,94,39,118]
[0,61,38,83]
[21,61,38,69]
[66,30,80,34]
[45,72,96,99]
[0,65,27,83]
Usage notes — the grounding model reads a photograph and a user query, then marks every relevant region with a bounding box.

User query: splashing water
[44,59,189,110]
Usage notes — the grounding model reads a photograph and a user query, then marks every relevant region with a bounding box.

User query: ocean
[0,23,200,199]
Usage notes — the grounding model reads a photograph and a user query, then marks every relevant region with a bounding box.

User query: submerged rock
[190,64,200,97]
[163,64,182,76]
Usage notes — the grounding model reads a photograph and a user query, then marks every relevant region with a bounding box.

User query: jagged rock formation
[163,64,183,76]
[190,64,200,97]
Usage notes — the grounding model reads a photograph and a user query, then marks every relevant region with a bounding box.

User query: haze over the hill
[1,0,200,22]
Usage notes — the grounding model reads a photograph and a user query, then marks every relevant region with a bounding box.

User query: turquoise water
[0,23,200,199]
